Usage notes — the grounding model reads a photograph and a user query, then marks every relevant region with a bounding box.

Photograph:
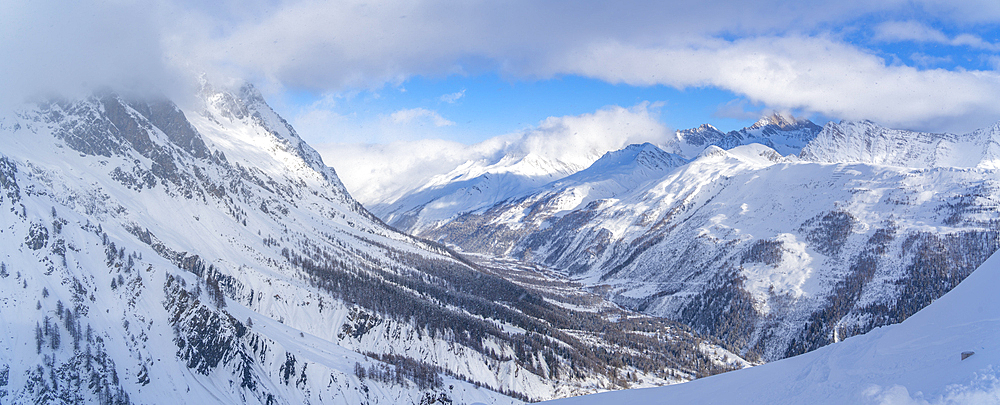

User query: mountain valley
[380,116,1000,363]
[0,85,741,404]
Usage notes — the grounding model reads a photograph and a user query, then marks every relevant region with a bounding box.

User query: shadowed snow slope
[545,250,1000,404]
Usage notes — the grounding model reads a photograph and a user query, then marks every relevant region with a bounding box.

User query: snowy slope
[0,86,522,404]
[409,143,689,258]
[555,143,689,197]
[545,249,1000,405]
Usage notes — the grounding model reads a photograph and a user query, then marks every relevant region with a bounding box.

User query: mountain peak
[695,144,728,159]
[587,142,685,171]
[669,114,821,159]
[624,141,661,153]
[678,123,724,136]
[693,123,720,132]
[675,124,726,148]
[751,112,803,130]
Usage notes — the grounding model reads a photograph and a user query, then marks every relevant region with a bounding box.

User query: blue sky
[275,74,791,145]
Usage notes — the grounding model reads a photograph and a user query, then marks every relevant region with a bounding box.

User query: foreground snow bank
[546,250,1000,404]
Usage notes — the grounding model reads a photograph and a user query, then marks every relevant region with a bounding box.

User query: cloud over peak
[319,102,672,204]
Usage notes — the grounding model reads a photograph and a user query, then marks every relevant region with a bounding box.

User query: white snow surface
[545,249,1000,404]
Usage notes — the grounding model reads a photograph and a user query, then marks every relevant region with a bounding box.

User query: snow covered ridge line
[543,250,1000,404]
[374,113,825,236]
[0,84,743,404]
[379,112,1000,241]
[800,119,1000,169]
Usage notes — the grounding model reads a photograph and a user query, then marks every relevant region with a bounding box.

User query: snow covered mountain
[0,84,736,404]
[668,113,822,159]
[399,124,1000,363]
[373,151,585,235]
[378,113,822,236]
[414,143,689,257]
[801,119,1000,169]
[545,249,1000,404]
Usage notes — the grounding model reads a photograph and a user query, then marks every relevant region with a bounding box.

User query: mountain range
[377,114,1000,363]
[2,81,997,404]
[375,113,824,235]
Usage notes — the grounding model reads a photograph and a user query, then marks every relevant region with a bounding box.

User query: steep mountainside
[801,120,1000,169]
[409,139,1000,362]
[0,85,738,404]
[546,250,1000,404]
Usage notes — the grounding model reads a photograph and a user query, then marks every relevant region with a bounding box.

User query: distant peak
[752,112,801,129]
[623,142,660,152]
[676,123,725,147]
[239,83,266,104]
[679,123,723,134]
[696,144,728,159]
[827,119,882,130]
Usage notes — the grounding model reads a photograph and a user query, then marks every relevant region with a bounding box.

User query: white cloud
[910,53,953,67]
[163,1,1000,133]
[512,102,672,168]
[910,0,1000,24]
[288,103,459,145]
[873,20,951,44]
[318,103,672,204]
[316,139,478,205]
[713,99,766,120]
[0,0,190,108]
[537,36,1000,132]
[440,89,465,103]
[874,20,1000,51]
[178,0,909,90]
[390,108,455,127]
